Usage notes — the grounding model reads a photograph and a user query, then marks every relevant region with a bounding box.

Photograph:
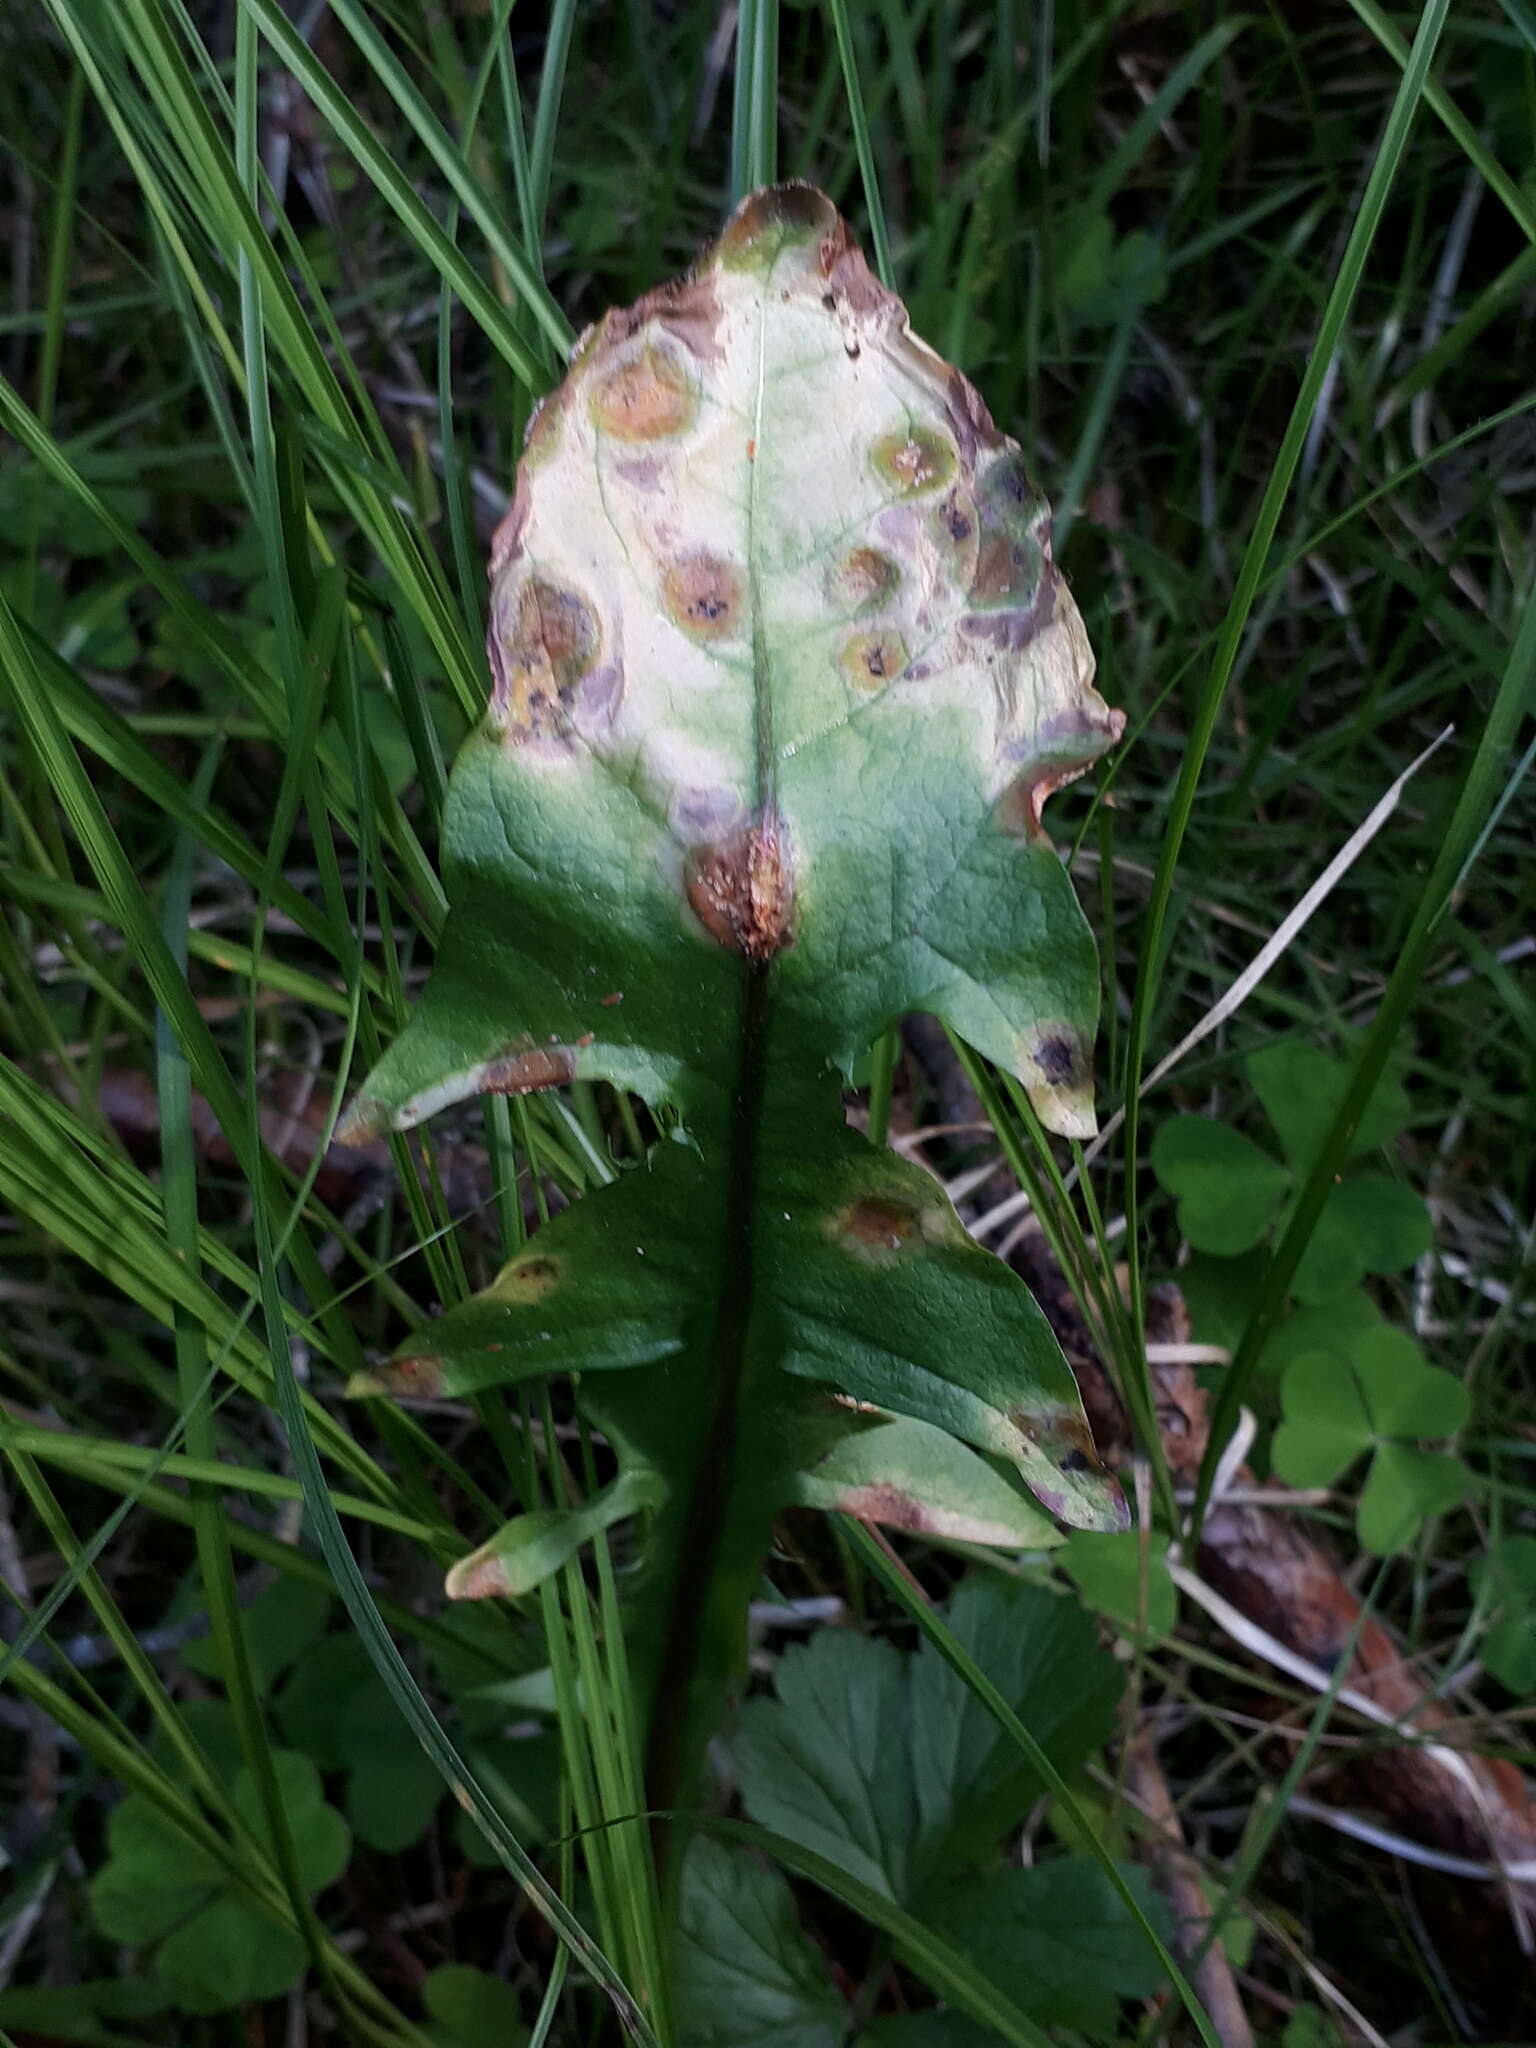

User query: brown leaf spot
[684,810,795,962]
[830,545,900,613]
[445,1551,509,1602]
[871,424,957,497]
[1032,1035,1081,1087]
[969,533,1043,609]
[838,1485,937,1534]
[489,578,601,742]
[589,339,696,441]
[662,552,745,639]
[832,1194,923,1262]
[498,1254,561,1304]
[839,630,907,692]
[480,1043,577,1095]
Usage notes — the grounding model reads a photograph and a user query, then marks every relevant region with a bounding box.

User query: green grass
[1,1,1533,2041]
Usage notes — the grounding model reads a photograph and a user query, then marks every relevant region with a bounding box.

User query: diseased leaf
[344,183,1124,1814]
[676,1838,846,2048]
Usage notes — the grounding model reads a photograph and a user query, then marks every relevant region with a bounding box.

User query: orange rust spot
[662,552,745,639]
[589,339,696,441]
[576,1031,595,1047]
[599,991,624,1007]
[871,424,956,497]
[839,630,907,691]
[480,1043,577,1095]
[684,810,795,962]
[746,438,757,460]
[830,545,900,614]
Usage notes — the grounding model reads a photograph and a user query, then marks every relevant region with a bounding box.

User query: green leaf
[1352,1326,1469,1439]
[1274,1330,1470,1554]
[1356,1443,1468,1555]
[421,1962,528,2045]
[232,1749,351,1894]
[734,1631,915,1901]
[909,1578,1121,1881]
[920,1861,1170,2031]
[1059,1529,1178,1643]
[344,185,1127,1813]
[347,1746,445,1854]
[153,1897,306,2014]
[1476,1538,1536,1693]
[1247,1041,1412,1168]
[1271,1350,1374,1489]
[182,1578,331,1690]
[676,1838,845,2048]
[87,1798,224,1943]
[1149,1118,1290,1254]
[1290,1176,1433,1304]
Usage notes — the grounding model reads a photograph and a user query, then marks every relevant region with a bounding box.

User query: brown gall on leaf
[829,1192,959,1263]
[346,1353,444,1401]
[684,810,795,962]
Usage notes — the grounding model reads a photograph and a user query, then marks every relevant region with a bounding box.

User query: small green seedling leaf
[1149,1118,1290,1255]
[1475,1537,1536,1694]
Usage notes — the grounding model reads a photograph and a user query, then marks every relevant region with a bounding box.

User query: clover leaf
[1149,1118,1291,1255]
[1271,1328,1469,1555]
[87,1752,349,2014]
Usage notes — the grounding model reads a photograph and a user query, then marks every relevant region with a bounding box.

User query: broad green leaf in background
[675,1838,846,2048]
[921,1863,1169,2033]
[343,183,1128,1828]
[1475,1537,1536,1694]
[1059,1528,1178,1643]
[1271,1327,1470,1555]
[421,1963,530,2047]
[731,1578,1122,1902]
